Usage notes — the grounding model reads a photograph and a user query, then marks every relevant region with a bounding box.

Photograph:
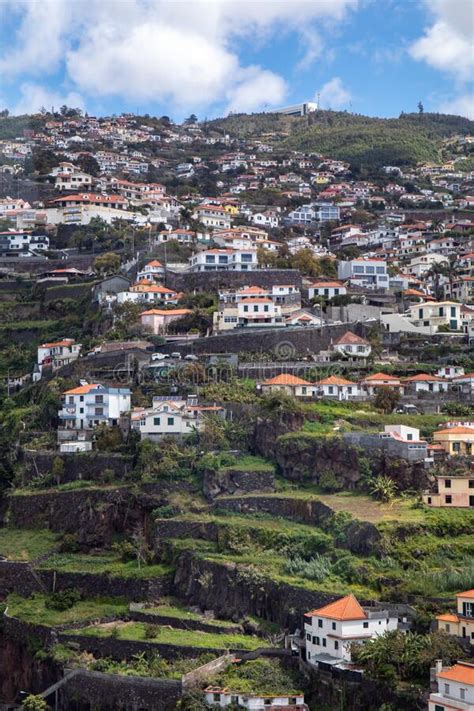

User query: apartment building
[58,383,131,435]
[337,258,389,289]
[409,301,462,332]
[189,249,258,272]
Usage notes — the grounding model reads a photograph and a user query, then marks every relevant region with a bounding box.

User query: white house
[132,397,224,440]
[436,366,465,379]
[332,331,372,359]
[205,687,307,709]
[189,249,258,272]
[338,258,389,290]
[37,339,82,373]
[55,171,93,192]
[304,595,398,665]
[307,281,347,300]
[409,301,462,332]
[136,260,165,283]
[214,298,284,331]
[58,383,131,433]
[260,374,316,398]
[117,283,179,305]
[316,375,359,400]
[251,210,279,228]
[403,373,449,394]
[0,231,49,256]
[428,661,474,711]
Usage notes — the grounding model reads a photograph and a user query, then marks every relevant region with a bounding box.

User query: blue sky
[0,0,472,121]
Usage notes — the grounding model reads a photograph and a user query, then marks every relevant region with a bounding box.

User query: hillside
[205,110,474,169]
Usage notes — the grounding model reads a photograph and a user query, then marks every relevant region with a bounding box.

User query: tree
[76,153,100,177]
[184,114,198,125]
[373,386,400,413]
[93,252,120,276]
[418,101,424,114]
[52,456,65,486]
[23,696,48,711]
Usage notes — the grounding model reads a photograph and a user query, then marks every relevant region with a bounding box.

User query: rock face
[173,550,342,629]
[202,467,275,500]
[0,634,59,703]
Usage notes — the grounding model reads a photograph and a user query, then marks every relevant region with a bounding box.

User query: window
[95,395,103,403]
[80,396,84,402]
[445,479,451,488]
[434,706,444,711]
[95,407,103,415]
[153,417,160,426]
[469,480,474,488]
[322,638,326,647]
[264,305,269,312]
[445,495,452,504]
[444,684,450,694]
[306,633,311,641]
[460,689,466,700]
[332,622,336,630]
[450,306,456,317]
[363,622,369,629]
[243,305,248,312]
[318,619,323,628]
[445,623,450,632]
[334,641,339,650]
[313,636,319,645]
[167,417,174,425]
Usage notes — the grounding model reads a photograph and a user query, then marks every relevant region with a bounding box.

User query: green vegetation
[38,551,173,579]
[213,658,303,695]
[219,454,274,472]
[6,593,128,627]
[0,528,58,560]
[143,599,239,628]
[69,621,265,650]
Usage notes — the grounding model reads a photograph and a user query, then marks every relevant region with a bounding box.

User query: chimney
[435,659,443,674]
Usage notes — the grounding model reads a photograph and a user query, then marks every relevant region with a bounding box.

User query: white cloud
[0,0,358,115]
[226,67,287,113]
[438,93,474,119]
[410,0,474,81]
[316,77,351,109]
[13,83,85,115]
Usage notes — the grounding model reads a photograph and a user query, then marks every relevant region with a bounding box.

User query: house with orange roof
[260,374,316,398]
[37,338,82,375]
[436,590,474,643]
[136,259,165,283]
[117,283,179,305]
[359,372,402,397]
[432,425,474,458]
[316,375,359,400]
[140,308,192,335]
[428,660,474,711]
[304,595,398,665]
[58,382,131,446]
[284,310,324,327]
[332,331,371,359]
[307,280,347,300]
[132,395,224,441]
[404,373,449,394]
[423,466,474,508]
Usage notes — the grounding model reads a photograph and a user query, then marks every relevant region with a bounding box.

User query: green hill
[205,110,474,169]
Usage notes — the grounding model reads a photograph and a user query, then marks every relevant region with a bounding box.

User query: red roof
[333,331,369,346]
[437,662,474,686]
[262,374,311,386]
[64,383,101,395]
[318,375,355,386]
[306,595,367,621]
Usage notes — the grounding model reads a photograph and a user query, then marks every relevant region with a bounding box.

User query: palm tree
[179,206,192,228]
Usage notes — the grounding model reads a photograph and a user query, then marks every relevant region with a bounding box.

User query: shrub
[58,533,80,553]
[284,554,332,581]
[113,540,136,562]
[152,505,178,519]
[23,695,48,711]
[318,470,343,492]
[144,624,160,639]
[45,589,80,611]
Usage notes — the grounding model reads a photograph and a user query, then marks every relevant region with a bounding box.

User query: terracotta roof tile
[306,595,367,621]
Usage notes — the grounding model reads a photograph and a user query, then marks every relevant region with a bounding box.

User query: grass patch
[0,528,58,561]
[219,455,274,472]
[144,599,239,628]
[38,552,174,579]
[6,593,128,627]
[69,621,265,650]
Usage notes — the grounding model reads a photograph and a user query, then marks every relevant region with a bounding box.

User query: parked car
[184,354,199,361]
[152,353,170,361]
[394,403,420,414]
[170,352,182,359]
